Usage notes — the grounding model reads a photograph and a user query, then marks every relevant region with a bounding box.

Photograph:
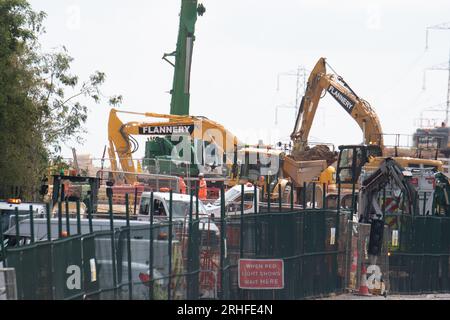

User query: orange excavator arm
[108,109,240,184]
[291,57,384,158]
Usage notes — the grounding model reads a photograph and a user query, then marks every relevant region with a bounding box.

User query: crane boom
[291,58,384,158]
[165,0,205,116]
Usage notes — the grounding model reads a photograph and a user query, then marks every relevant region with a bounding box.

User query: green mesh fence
[219,210,347,300]
[387,214,450,294]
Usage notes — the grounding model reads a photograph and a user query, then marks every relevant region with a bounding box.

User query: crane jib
[139,125,195,135]
[327,84,356,115]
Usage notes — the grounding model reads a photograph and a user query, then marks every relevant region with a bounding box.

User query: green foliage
[0,0,46,200]
[34,47,107,153]
[0,0,120,200]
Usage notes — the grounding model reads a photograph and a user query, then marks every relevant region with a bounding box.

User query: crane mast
[165,0,205,116]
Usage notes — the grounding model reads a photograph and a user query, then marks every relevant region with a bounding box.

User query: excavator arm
[358,157,419,256]
[359,158,419,223]
[291,58,384,158]
[108,108,240,184]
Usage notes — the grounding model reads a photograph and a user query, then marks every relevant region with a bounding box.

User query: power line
[275,66,308,123]
[426,21,450,50]
[424,22,450,125]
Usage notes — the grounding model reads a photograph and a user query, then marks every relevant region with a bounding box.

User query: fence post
[312,182,316,209]
[89,194,94,233]
[149,192,154,300]
[423,192,427,215]
[0,211,6,263]
[29,205,34,243]
[267,185,271,213]
[303,182,307,209]
[46,203,51,242]
[58,199,62,239]
[125,194,133,300]
[14,207,19,247]
[220,185,226,299]
[188,189,194,299]
[323,183,327,209]
[337,182,341,214]
[196,185,199,220]
[240,184,244,259]
[254,184,258,214]
[60,184,65,238]
[134,187,138,215]
[168,190,173,300]
[290,183,294,210]
[350,180,356,220]
[254,184,258,259]
[108,192,117,299]
[278,184,282,211]
[76,201,81,235]
[65,199,70,237]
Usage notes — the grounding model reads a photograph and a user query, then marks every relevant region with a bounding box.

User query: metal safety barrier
[3,183,450,300]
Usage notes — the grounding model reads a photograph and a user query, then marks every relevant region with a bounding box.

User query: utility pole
[424,22,450,125]
[276,66,308,122]
[426,21,450,50]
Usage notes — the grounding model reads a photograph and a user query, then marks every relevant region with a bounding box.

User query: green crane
[164,0,206,116]
[144,1,206,176]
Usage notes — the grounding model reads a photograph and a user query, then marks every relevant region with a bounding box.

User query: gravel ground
[321,293,450,300]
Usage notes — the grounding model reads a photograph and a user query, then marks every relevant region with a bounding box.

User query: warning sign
[238,259,284,290]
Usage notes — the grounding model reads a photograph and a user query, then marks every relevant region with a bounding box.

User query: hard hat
[198,173,204,177]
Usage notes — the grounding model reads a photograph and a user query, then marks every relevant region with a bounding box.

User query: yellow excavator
[285,57,442,207]
[291,57,383,155]
[236,57,386,203]
[108,108,240,185]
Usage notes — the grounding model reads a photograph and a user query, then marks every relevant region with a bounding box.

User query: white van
[138,192,220,236]
[204,184,260,217]
[0,200,46,235]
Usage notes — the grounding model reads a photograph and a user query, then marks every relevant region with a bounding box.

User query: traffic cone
[358,264,371,296]
[349,249,358,288]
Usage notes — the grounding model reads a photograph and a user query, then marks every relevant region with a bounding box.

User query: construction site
[1,0,450,304]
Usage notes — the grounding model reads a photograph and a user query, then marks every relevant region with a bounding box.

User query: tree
[0,0,120,200]
[0,0,45,199]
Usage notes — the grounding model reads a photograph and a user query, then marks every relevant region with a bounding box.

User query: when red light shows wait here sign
[238,259,284,290]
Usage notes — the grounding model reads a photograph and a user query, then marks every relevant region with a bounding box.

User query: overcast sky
[29,0,450,162]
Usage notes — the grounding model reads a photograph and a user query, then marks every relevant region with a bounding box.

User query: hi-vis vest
[179,177,187,194]
[199,179,207,200]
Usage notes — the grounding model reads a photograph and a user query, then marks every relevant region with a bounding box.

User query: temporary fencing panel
[345,221,390,295]
[220,210,347,300]
[387,214,450,294]
[9,184,450,300]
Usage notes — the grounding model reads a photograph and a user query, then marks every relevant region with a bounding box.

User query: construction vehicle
[141,0,206,181]
[284,58,444,207]
[358,158,419,223]
[337,147,448,258]
[356,157,419,257]
[252,57,383,206]
[231,146,295,203]
[291,57,383,157]
[46,174,100,216]
[279,57,385,205]
[334,144,442,207]
[108,109,239,185]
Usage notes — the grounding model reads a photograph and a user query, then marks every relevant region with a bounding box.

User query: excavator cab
[337,145,383,184]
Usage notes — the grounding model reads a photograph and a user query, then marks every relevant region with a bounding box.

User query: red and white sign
[238,259,284,290]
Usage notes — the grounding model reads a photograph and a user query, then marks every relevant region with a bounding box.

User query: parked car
[138,192,220,237]
[204,184,259,216]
